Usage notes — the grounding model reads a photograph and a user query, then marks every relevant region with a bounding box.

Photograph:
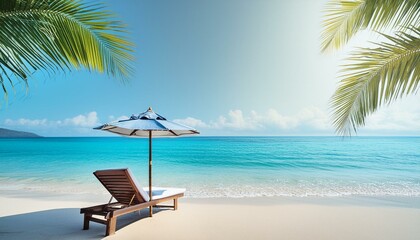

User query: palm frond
[321,0,420,52]
[331,26,420,135]
[0,0,134,97]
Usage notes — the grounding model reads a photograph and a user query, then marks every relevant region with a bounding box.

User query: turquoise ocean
[0,137,419,198]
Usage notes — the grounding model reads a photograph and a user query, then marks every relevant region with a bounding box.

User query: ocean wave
[2,179,420,198]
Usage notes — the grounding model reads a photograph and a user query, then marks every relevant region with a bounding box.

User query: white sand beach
[1,194,419,240]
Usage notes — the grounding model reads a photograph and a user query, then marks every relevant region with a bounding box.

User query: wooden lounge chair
[80,168,185,236]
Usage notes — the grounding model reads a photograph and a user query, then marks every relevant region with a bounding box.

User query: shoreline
[2,188,420,208]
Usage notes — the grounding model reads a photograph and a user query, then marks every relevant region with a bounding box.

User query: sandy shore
[1,194,419,240]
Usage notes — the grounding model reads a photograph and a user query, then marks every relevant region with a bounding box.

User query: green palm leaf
[0,0,134,97]
[321,0,420,52]
[331,26,420,135]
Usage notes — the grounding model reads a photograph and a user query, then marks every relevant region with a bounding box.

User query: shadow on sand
[0,207,170,239]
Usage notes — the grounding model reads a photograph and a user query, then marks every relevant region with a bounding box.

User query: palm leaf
[331,26,420,135]
[321,0,420,52]
[0,0,134,97]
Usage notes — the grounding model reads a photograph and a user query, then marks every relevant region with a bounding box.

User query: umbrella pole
[149,130,153,217]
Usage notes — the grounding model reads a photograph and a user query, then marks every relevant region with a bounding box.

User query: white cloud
[176,107,332,133]
[363,97,420,132]
[174,103,420,135]
[4,111,99,128]
[108,115,130,122]
[3,102,419,136]
[174,117,208,128]
[263,108,299,129]
[210,110,261,130]
[4,118,49,127]
[297,107,331,130]
[63,112,99,127]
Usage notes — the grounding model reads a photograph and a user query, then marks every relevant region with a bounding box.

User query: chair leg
[105,217,117,236]
[174,198,178,210]
[83,213,92,230]
[149,206,153,217]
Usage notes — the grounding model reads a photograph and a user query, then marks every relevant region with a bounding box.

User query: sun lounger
[80,168,185,236]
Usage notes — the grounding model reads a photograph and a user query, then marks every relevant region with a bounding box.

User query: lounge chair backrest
[94,168,149,205]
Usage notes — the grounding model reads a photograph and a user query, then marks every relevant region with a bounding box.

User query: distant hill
[0,128,42,138]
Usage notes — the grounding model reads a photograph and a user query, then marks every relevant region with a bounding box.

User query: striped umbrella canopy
[94,107,199,215]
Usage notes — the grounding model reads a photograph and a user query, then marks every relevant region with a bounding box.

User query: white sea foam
[2,178,420,199]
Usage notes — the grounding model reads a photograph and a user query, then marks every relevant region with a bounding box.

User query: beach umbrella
[94,107,199,212]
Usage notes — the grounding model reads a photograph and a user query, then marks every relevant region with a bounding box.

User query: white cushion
[142,187,186,200]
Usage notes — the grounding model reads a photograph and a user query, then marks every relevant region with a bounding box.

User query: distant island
[0,128,42,138]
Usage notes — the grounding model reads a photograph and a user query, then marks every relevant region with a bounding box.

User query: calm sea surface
[0,137,419,198]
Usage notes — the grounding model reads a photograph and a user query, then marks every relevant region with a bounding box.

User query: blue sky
[1,0,419,136]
